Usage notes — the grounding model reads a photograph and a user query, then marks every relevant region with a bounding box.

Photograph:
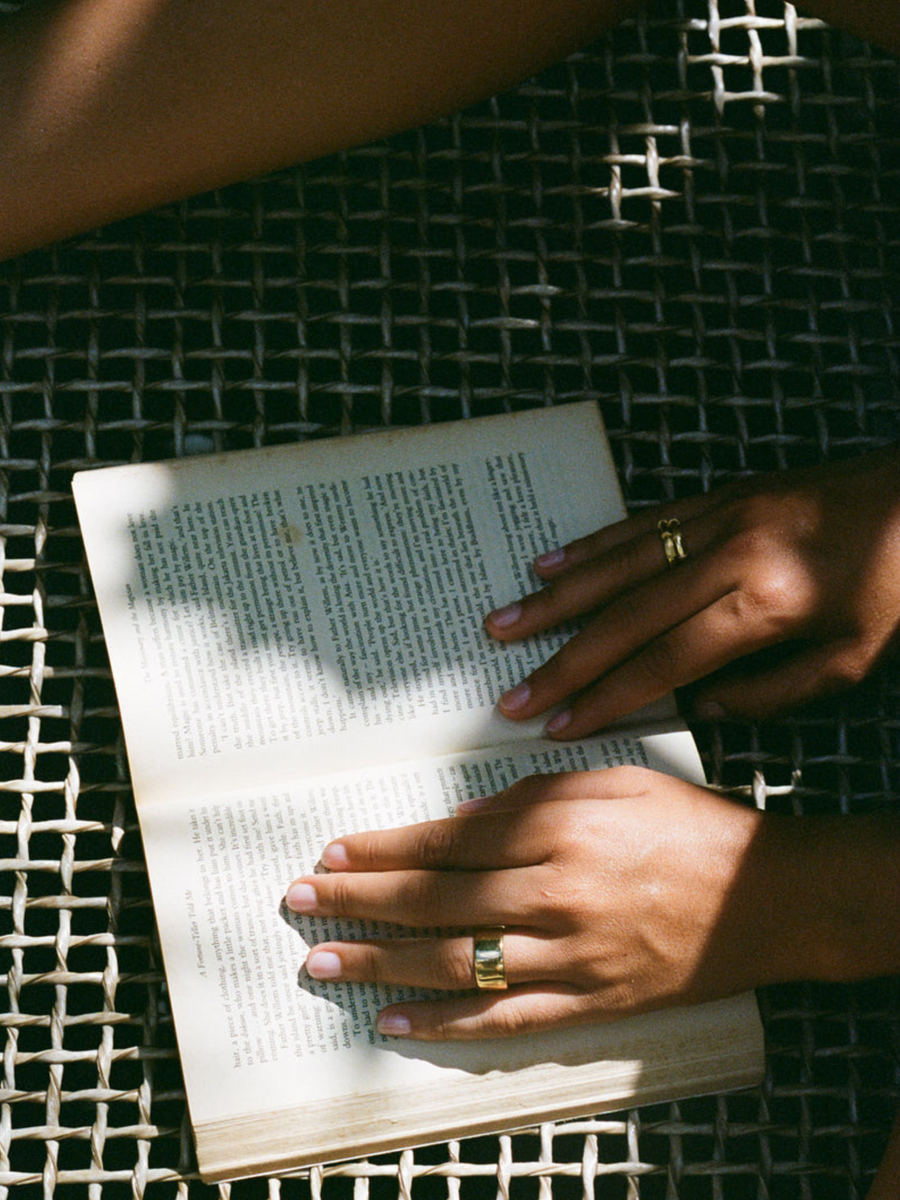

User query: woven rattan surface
[2,0,900,1195]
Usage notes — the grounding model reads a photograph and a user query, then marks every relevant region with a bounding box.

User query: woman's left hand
[285,767,783,1040]
[483,444,900,738]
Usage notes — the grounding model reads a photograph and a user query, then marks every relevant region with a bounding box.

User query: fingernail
[320,842,349,870]
[306,950,342,980]
[377,1012,412,1037]
[498,682,531,714]
[693,699,727,720]
[487,602,521,629]
[546,709,572,735]
[285,882,318,913]
[456,795,490,813]
[534,547,565,570]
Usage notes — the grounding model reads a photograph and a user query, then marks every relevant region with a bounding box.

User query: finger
[497,545,739,721]
[317,768,663,866]
[455,764,658,812]
[548,588,794,738]
[531,489,724,580]
[314,808,551,875]
[284,863,550,927]
[305,930,561,990]
[375,988,605,1041]
[692,638,871,720]
[486,504,720,643]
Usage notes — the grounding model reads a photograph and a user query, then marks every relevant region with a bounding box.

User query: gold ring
[473,928,507,990]
[657,518,687,566]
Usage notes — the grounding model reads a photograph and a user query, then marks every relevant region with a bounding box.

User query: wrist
[764,813,900,985]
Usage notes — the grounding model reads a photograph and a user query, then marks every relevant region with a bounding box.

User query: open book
[73,402,764,1182]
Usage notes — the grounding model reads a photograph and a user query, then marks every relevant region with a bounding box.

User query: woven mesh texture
[1,0,900,1196]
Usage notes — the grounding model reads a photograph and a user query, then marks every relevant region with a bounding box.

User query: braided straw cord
[1,0,899,1195]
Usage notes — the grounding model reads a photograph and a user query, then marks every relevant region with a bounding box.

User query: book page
[138,728,704,1125]
[75,404,672,804]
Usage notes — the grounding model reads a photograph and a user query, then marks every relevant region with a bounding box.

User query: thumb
[691,640,866,720]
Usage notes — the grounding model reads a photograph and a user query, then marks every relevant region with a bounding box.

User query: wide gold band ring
[657,518,688,566]
[473,928,507,990]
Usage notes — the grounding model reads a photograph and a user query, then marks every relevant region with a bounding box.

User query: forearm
[0,0,631,261]
[759,812,900,987]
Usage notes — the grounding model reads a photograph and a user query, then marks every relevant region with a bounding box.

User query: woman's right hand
[291,768,773,1039]
[485,444,900,738]
[289,766,900,1041]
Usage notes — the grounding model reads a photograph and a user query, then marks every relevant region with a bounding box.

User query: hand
[286,768,785,1040]
[485,444,900,738]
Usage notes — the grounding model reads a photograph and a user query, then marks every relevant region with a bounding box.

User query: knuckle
[438,939,476,987]
[416,821,459,869]
[721,567,806,635]
[356,943,385,983]
[427,1010,462,1042]
[353,832,384,868]
[486,999,536,1039]
[720,520,814,623]
[745,568,800,621]
[530,864,579,922]
[326,876,356,917]
[405,871,450,921]
[627,635,682,689]
[532,877,564,916]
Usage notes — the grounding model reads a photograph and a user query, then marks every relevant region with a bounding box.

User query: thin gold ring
[657,518,688,566]
[473,928,507,990]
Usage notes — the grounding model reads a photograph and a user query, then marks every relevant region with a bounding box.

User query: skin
[288,768,900,1038]
[0,0,898,263]
[486,443,900,737]
[0,0,631,262]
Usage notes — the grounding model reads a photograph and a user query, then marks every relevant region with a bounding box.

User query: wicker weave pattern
[1,0,899,1195]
